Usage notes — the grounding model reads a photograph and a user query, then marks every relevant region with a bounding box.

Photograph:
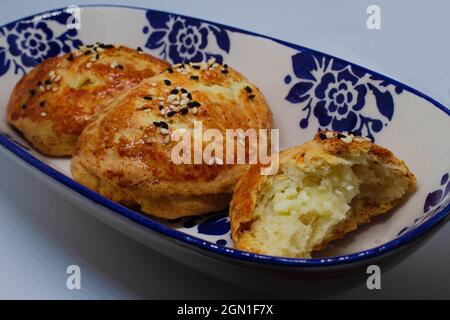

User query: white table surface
[0,0,449,299]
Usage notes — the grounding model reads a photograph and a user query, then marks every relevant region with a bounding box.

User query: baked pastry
[71,60,273,219]
[7,44,169,156]
[230,131,416,258]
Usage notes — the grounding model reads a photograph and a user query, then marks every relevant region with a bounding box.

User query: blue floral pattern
[284,52,403,141]
[143,10,230,64]
[0,10,82,76]
[397,173,450,236]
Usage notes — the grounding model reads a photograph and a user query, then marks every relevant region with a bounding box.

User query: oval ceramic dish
[0,5,449,276]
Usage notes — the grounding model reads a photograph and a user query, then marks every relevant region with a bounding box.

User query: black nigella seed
[159,121,169,129]
[118,65,124,70]
[40,101,46,107]
[187,93,192,100]
[67,54,74,61]
[181,88,188,94]
[137,46,143,52]
[319,133,327,140]
[103,44,114,49]
[337,133,346,139]
[158,105,164,110]
[37,81,42,86]
[164,79,171,86]
[245,86,253,93]
[95,53,100,60]
[84,50,92,55]
[190,76,199,80]
[143,96,152,100]
[187,101,195,108]
[348,131,357,136]
[86,44,94,48]
[248,94,255,100]
[167,67,174,73]
[30,90,36,96]
[181,108,189,115]
[191,101,201,108]
[153,121,161,127]
[21,104,27,109]
[192,65,200,70]
[223,64,228,69]
[167,111,176,117]
[170,89,179,95]
[45,79,51,85]
[221,69,229,74]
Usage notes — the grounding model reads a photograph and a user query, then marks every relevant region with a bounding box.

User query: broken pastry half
[230,131,416,258]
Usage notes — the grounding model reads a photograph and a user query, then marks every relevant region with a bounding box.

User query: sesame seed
[208,58,216,65]
[110,61,118,69]
[160,109,166,115]
[325,132,335,139]
[52,87,58,92]
[86,62,92,68]
[215,157,224,166]
[46,85,52,90]
[40,112,47,117]
[151,83,157,87]
[159,128,170,135]
[48,70,56,78]
[167,94,177,103]
[54,75,61,82]
[38,86,45,92]
[191,107,198,114]
[341,136,353,144]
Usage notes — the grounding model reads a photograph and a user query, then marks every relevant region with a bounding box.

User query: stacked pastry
[7,44,415,258]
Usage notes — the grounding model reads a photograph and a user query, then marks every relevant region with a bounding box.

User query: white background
[0,0,449,299]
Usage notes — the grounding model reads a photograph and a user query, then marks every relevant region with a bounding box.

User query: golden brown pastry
[230,131,416,258]
[7,44,169,156]
[71,60,273,219]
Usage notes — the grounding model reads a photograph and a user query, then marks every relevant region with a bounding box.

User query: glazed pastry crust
[230,131,416,257]
[7,45,169,156]
[71,62,273,219]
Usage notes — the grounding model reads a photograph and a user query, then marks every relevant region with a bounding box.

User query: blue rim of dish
[0,4,449,268]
